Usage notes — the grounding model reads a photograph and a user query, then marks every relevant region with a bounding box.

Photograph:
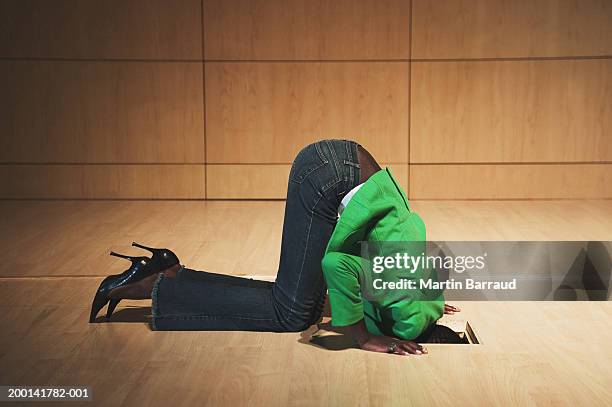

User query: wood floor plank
[0,200,611,277]
[0,201,611,406]
[0,278,610,406]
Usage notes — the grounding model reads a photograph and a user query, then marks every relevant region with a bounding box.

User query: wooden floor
[0,200,611,406]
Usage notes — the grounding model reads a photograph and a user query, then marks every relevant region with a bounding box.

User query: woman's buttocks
[289,140,360,200]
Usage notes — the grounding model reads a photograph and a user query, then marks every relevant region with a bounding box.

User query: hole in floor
[422,319,480,344]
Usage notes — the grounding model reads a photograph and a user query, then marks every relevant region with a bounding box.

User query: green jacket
[321,167,444,340]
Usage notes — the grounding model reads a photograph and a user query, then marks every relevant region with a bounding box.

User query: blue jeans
[151,140,361,331]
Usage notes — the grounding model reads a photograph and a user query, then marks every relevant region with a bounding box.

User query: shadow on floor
[298,321,359,351]
[93,306,151,324]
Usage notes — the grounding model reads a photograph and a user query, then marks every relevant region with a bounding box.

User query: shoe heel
[106,298,121,320]
[110,251,133,261]
[132,242,154,252]
[89,291,110,323]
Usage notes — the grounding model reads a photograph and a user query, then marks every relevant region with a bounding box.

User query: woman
[90,139,461,355]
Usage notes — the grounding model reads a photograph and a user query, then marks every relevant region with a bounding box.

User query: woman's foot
[108,264,182,300]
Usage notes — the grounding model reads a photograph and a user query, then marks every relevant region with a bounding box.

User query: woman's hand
[444,304,461,314]
[360,335,427,355]
[347,319,427,356]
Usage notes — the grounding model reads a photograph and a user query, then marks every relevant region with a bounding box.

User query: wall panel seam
[204,163,411,166]
[411,55,612,63]
[0,198,213,202]
[1,198,608,202]
[0,57,203,63]
[0,163,207,166]
[3,162,609,166]
[201,0,207,199]
[407,0,413,199]
[2,56,610,63]
[410,198,612,202]
[409,162,612,166]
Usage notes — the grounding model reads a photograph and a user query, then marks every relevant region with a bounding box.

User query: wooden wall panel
[203,0,410,60]
[412,0,612,59]
[0,165,205,199]
[410,59,612,163]
[206,62,409,164]
[0,0,202,59]
[410,164,612,199]
[207,163,408,199]
[385,164,409,194]
[0,1,608,201]
[0,61,205,164]
[207,165,290,199]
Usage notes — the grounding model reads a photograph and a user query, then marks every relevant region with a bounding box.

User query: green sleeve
[321,252,366,326]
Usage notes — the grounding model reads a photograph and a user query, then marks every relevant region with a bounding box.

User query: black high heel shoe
[131,242,179,270]
[89,252,156,323]
[89,243,180,322]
